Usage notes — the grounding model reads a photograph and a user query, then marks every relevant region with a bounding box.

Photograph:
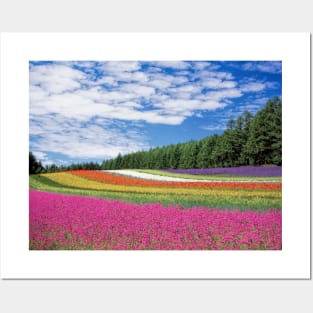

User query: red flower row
[68,170,282,191]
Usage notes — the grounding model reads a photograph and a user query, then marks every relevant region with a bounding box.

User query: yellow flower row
[43,172,281,199]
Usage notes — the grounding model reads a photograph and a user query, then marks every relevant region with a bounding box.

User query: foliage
[29,152,44,174]
[28,157,102,174]
[44,161,101,173]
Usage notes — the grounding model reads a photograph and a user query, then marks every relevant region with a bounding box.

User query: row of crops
[29,167,282,250]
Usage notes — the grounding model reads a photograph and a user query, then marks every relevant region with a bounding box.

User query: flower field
[29,189,281,250]
[29,168,282,250]
[69,170,282,190]
[135,168,282,182]
[164,166,282,177]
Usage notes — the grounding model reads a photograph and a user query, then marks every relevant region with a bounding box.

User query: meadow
[29,167,282,250]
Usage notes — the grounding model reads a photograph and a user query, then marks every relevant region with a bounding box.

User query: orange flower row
[68,170,282,191]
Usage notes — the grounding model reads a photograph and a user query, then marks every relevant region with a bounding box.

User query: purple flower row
[164,166,282,177]
[29,190,282,250]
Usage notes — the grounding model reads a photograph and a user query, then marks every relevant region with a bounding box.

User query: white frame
[0,33,310,279]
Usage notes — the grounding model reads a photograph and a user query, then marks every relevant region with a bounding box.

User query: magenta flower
[29,190,282,250]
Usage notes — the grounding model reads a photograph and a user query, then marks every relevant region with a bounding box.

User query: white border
[0,33,310,279]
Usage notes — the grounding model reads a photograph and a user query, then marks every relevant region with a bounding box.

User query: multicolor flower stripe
[67,170,282,191]
[42,172,281,199]
[29,175,281,211]
[29,190,282,250]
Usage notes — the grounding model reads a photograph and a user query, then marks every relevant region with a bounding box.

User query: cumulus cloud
[241,61,282,74]
[192,61,212,70]
[101,61,141,73]
[30,63,85,94]
[152,61,191,69]
[30,114,150,159]
[29,61,237,125]
[200,78,237,89]
[29,60,280,161]
[240,82,266,92]
[122,84,155,97]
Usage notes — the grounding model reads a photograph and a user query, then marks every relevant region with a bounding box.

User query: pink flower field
[29,190,282,250]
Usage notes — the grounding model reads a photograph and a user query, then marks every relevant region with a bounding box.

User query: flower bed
[29,189,282,250]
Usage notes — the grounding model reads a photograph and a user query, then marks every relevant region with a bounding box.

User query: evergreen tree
[197,139,209,168]
[244,97,282,165]
[29,152,44,174]
[169,144,181,169]
[240,111,254,165]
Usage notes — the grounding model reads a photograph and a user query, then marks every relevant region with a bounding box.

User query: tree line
[102,97,282,170]
[29,96,281,174]
[29,153,101,174]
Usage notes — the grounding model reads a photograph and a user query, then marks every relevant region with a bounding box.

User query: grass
[133,169,282,182]
[30,174,281,211]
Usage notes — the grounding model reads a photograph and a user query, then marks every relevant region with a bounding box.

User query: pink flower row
[29,190,282,250]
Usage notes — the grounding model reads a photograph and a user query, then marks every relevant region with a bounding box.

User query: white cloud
[195,70,233,81]
[29,61,280,161]
[195,112,203,118]
[102,61,141,73]
[30,115,150,159]
[192,62,211,70]
[122,84,155,97]
[240,82,266,92]
[252,97,272,105]
[242,61,282,74]
[201,125,226,131]
[200,78,237,89]
[173,85,202,93]
[30,62,246,127]
[99,61,149,83]
[146,72,188,88]
[265,81,280,89]
[30,64,85,94]
[32,151,54,166]
[257,62,281,73]
[203,88,243,100]
[152,61,191,69]
[241,104,261,110]
[146,79,172,89]
[151,98,227,119]
[164,84,202,100]
[90,76,118,86]
[33,151,47,160]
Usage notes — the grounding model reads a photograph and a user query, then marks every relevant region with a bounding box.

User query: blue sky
[29,61,282,166]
